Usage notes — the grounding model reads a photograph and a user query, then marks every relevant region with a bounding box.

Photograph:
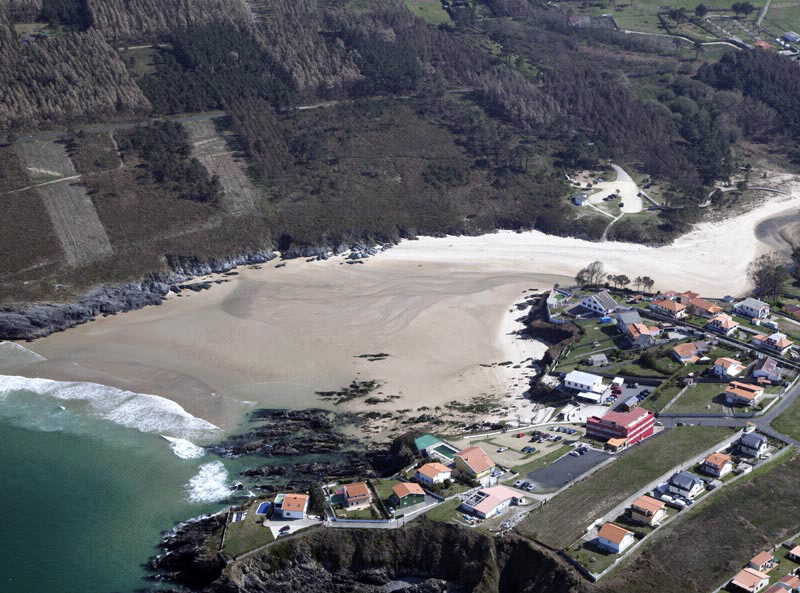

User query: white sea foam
[185,461,232,503]
[0,342,46,369]
[0,375,219,439]
[162,436,206,460]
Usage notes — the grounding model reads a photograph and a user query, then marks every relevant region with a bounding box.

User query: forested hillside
[0,0,798,303]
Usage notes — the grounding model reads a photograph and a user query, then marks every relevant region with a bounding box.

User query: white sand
[10,177,799,435]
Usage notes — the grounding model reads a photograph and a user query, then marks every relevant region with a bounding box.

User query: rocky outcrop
[0,249,276,341]
[150,513,227,588]
[209,523,590,593]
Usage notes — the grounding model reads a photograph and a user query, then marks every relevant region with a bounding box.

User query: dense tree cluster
[227,97,292,180]
[117,122,221,204]
[0,13,149,131]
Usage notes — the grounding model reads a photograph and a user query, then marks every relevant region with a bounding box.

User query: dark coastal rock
[149,513,227,588]
[0,249,276,341]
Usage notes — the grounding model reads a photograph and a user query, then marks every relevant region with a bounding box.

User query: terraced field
[184,119,260,216]
[15,139,78,181]
[36,180,113,267]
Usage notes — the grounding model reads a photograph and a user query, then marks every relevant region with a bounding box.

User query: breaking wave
[163,436,206,459]
[0,342,46,369]
[0,375,219,440]
[185,461,232,503]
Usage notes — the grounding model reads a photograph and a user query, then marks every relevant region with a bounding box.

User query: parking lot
[605,380,655,410]
[525,448,612,492]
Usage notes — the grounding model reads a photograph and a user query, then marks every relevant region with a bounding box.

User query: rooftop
[597,407,653,428]
[597,522,633,544]
[393,482,425,498]
[414,434,442,451]
[631,494,665,514]
[731,567,769,592]
[653,299,686,312]
[455,446,495,474]
[704,452,732,469]
[564,370,603,384]
[281,493,309,512]
[417,462,451,479]
[343,482,371,499]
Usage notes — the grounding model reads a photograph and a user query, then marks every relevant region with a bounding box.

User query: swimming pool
[256,501,271,515]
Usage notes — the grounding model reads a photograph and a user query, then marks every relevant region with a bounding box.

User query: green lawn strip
[597,450,800,593]
[669,381,729,414]
[403,0,452,24]
[507,445,573,479]
[423,498,463,523]
[222,512,275,557]
[517,426,733,549]
[771,394,800,441]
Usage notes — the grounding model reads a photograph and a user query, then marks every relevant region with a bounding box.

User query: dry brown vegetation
[66,132,121,174]
[0,189,64,280]
[0,146,30,192]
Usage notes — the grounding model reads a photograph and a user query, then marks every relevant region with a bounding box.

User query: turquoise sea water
[0,376,239,593]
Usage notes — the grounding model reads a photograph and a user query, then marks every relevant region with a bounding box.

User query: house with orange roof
[629,495,666,526]
[688,297,722,318]
[650,299,688,319]
[391,482,426,508]
[624,322,661,348]
[461,485,523,519]
[708,313,740,336]
[596,522,635,554]
[752,333,794,356]
[731,567,770,593]
[749,551,777,572]
[277,492,310,520]
[711,357,744,379]
[454,446,495,481]
[766,574,800,593]
[676,290,700,303]
[342,482,372,510]
[725,381,765,406]
[700,452,733,478]
[415,462,452,486]
[671,341,709,364]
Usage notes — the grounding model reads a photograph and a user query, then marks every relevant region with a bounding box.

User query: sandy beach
[7,177,799,436]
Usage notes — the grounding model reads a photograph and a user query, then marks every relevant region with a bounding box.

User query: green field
[771,393,800,441]
[668,381,729,414]
[763,1,800,35]
[423,498,463,523]
[221,510,275,558]
[599,450,800,593]
[404,0,452,25]
[516,426,733,549]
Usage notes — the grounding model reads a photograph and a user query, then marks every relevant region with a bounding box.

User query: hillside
[1,0,799,306]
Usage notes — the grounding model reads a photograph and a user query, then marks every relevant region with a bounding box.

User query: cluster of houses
[729,548,800,593]
[593,430,771,559]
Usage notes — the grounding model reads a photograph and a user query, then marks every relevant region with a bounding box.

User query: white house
[753,357,782,383]
[730,567,770,593]
[725,381,765,406]
[563,370,605,393]
[735,298,770,320]
[700,452,733,478]
[277,493,309,519]
[415,462,452,486]
[461,486,523,519]
[596,522,635,554]
[739,433,768,458]
[752,333,794,356]
[707,313,739,336]
[668,471,704,499]
[710,357,744,379]
[580,290,619,315]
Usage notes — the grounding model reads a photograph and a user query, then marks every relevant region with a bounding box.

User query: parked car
[497,446,509,452]
[525,483,535,491]
[516,433,526,438]
[570,450,580,457]
[660,494,675,504]
[514,480,525,488]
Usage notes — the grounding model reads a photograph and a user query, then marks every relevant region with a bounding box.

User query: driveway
[586,164,642,214]
[526,449,612,491]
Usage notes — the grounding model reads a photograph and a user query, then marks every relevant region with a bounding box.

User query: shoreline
[1,180,798,440]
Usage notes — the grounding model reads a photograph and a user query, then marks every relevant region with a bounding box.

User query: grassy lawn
[423,498,463,523]
[570,540,625,575]
[771,394,800,441]
[372,479,402,501]
[335,505,382,519]
[669,382,729,414]
[221,511,275,558]
[404,0,452,24]
[507,444,573,478]
[517,426,733,549]
[598,451,800,593]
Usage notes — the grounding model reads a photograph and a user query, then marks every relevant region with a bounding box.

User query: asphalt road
[526,449,611,491]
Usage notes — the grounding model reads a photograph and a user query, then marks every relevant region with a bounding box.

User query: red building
[586,407,655,447]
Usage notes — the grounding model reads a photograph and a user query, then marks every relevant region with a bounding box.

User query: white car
[497,447,508,453]
[660,494,675,504]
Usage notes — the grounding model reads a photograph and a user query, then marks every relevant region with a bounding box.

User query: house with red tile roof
[708,313,739,336]
[701,452,733,478]
[650,299,688,319]
[731,567,770,592]
[773,573,800,592]
[711,357,744,379]
[278,493,309,519]
[596,522,635,554]
[725,381,765,406]
[688,297,722,317]
[748,551,777,572]
[391,482,426,508]
[415,462,452,486]
[460,485,523,519]
[342,482,372,510]
[752,333,794,356]
[671,341,709,364]
[454,446,495,481]
[629,495,666,526]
